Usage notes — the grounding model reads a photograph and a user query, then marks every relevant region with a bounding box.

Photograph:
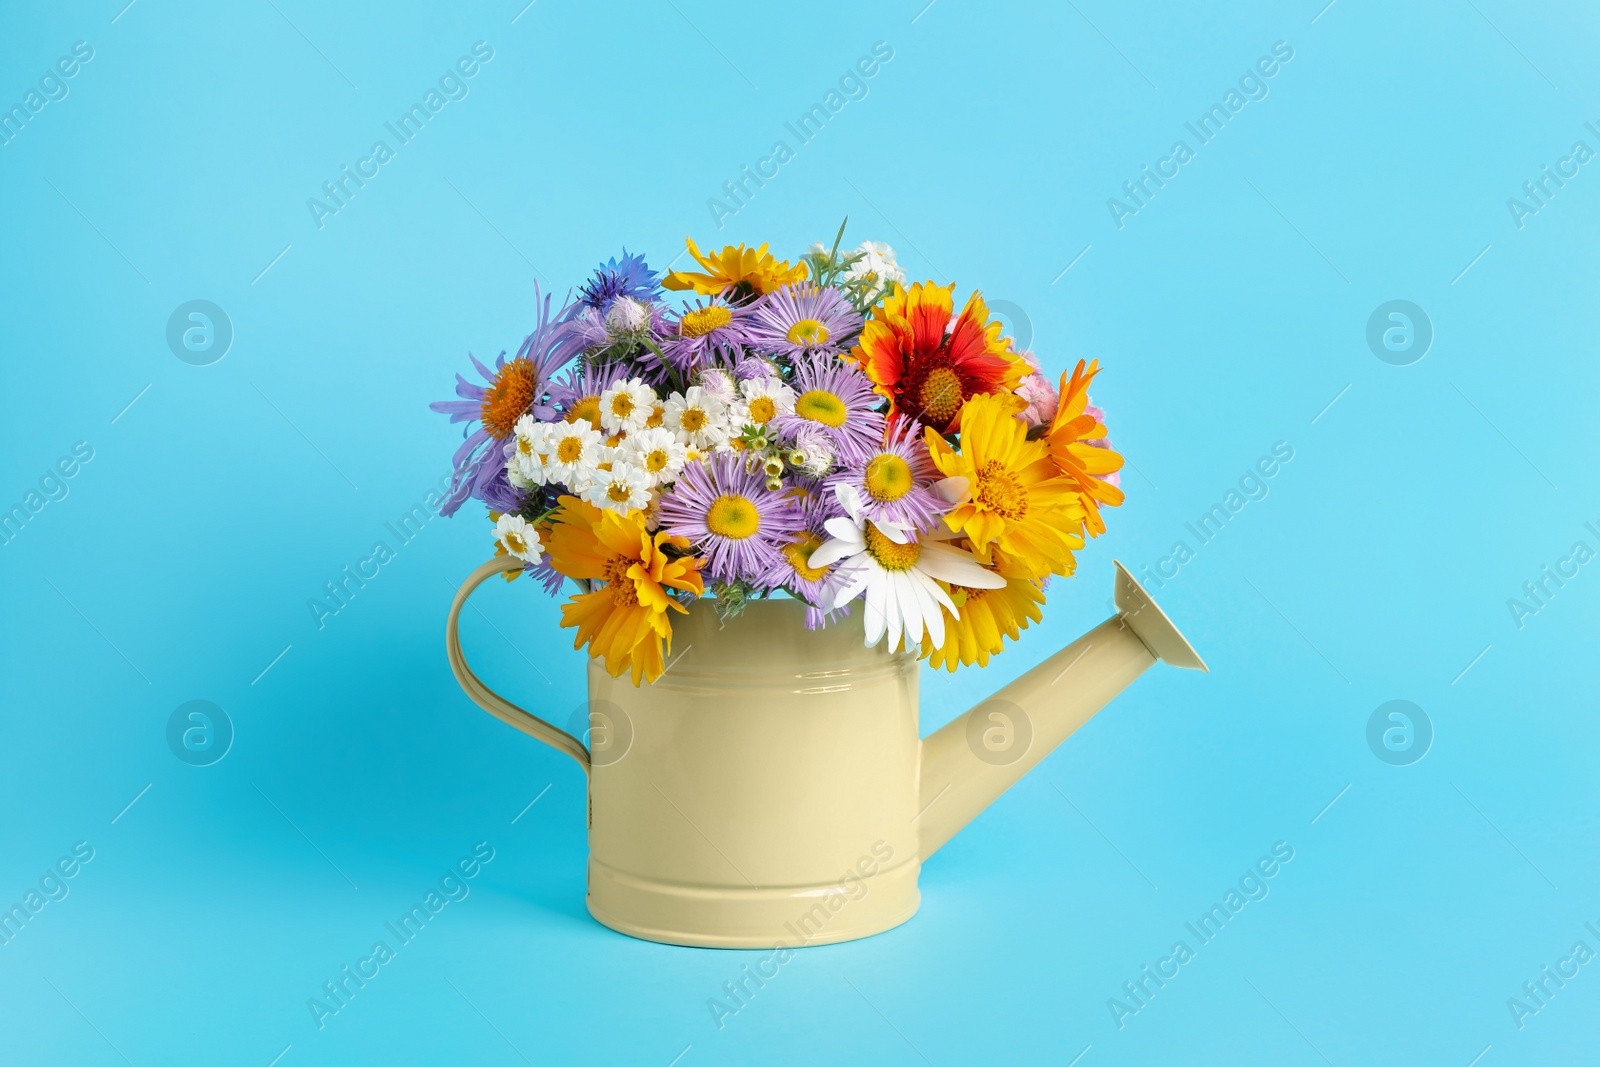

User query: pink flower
[1013,349,1059,428]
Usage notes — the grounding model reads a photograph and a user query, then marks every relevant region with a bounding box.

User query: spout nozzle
[1113,560,1208,672]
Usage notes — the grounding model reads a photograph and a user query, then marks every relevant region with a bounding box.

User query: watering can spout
[916,561,1207,861]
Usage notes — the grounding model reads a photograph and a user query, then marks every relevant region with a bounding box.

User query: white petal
[919,543,1008,588]
[830,561,870,608]
[935,476,970,504]
[894,571,924,646]
[910,572,945,647]
[877,519,913,544]
[823,516,864,544]
[862,579,887,647]
[882,572,904,653]
[923,571,958,615]
[807,537,855,570]
[835,482,866,521]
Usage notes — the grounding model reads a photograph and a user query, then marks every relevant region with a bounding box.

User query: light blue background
[2,1,1597,1064]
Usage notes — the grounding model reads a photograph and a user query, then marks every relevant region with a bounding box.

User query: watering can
[446,559,1206,948]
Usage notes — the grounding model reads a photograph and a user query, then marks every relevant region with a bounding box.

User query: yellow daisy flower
[662,238,808,297]
[544,496,705,685]
[921,570,1045,671]
[926,391,1087,579]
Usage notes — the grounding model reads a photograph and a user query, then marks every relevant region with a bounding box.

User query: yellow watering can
[447,559,1206,948]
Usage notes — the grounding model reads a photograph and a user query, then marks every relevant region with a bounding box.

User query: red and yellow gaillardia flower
[1044,359,1125,538]
[851,282,1026,433]
[544,497,705,685]
[662,238,808,298]
[926,392,1086,580]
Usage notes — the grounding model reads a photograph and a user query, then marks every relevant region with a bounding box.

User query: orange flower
[1044,360,1125,537]
[850,282,1026,432]
[662,238,807,297]
[544,497,705,685]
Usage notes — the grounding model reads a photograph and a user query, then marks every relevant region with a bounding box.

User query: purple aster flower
[746,284,863,358]
[430,286,581,517]
[768,353,886,467]
[577,249,660,311]
[734,354,779,382]
[662,296,753,375]
[657,451,804,583]
[826,415,949,535]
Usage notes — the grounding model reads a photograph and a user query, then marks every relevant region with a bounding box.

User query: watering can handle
[446,557,591,774]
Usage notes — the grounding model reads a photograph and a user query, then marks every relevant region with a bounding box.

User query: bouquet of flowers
[432,224,1125,685]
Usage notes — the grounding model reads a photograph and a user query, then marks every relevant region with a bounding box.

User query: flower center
[706,494,759,539]
[644,449,670,473]
[609,393,636,418]
[747,396,777,424]
[917,366,964,426]
[516,436,534,456]
[556,436,584,464]
[603,555,639,606]
[864,524,921,571]
[679,407,708,433]
[606,481,633,503]
[480,358,538,438]
[864,453,913,502]
[786,318,830,347]
[566,395,602,430]
[795,389,847,427]
[783,532,829,582]
[681,305,733,338]
[975,460,1028,520]
[645,404,665,428]
[503,530,528,554]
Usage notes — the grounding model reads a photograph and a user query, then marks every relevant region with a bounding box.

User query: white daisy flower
[600,377,657,436]
[546,420,604,486]
[844,240,905,303]
[730,376,796,433]
[509,416,555,487]
[808,484,1004,652]
[493,513,543,564]
[663,386,730,451]
[582,460,652,514]
[623,426,688,486]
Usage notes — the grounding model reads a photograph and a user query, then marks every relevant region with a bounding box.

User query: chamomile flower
[493,513,543,564]
[582,460,652,514]
[808,484,1005,652]
[623,427,688,486]
[600,377,657,436]
[546,421,605,486]
[730,376,796,433]
[509,415,555,486]
[843,240,905,304]
[663,385,731,451]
